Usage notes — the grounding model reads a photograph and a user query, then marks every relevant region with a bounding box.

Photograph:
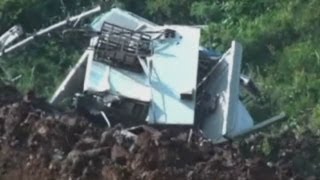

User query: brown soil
[0,85,317,180]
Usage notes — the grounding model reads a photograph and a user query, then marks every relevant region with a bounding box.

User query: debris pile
[0,86,317,180]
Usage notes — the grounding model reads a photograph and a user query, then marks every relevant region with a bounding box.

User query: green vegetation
[0,0,101,95]
[1,0,320,162]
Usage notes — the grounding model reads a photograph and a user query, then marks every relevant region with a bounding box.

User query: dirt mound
[0,85,318,180]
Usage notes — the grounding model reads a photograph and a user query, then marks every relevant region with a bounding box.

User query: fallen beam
[0,6,102,57]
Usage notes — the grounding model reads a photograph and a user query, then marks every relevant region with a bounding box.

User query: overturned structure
[49,8,254,143]
[0,6,284,143]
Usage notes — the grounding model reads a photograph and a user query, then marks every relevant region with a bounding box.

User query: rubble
[0,86,318,180]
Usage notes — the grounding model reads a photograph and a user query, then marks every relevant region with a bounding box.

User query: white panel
[228,100,254,136]
[83,37,111,92]
[147,26,200,125]
[83,60,110,92]
[108,68,151,102]
[50,50,90,104]
[199,59,229,142]
[84,60,151,102]
[200,41,253,142]
[223,41,243,135]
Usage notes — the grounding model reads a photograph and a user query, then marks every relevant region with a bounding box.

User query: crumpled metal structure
[0,6,284,143]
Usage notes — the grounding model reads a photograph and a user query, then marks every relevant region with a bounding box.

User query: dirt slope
[0,85,317,180]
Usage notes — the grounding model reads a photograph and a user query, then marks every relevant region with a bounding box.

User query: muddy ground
[0,85,318,180]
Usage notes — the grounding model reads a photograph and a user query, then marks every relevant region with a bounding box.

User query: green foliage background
[1,0,320,160]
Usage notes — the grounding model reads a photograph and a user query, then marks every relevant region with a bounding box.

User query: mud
[0,85,318,180]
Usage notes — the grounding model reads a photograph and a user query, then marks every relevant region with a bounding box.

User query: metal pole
[0,25,24,51]
[231,112,287,138]
[0,6,102,57]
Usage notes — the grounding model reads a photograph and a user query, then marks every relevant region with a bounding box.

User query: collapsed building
[0,6,285,143]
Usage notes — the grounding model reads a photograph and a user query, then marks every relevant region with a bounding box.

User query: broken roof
[89,8,201,125]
